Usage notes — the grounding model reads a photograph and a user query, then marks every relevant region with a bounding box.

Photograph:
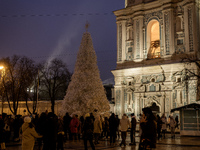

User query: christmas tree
[60,27,110,116]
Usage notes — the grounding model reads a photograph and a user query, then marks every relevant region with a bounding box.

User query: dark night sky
[0,0,124,81]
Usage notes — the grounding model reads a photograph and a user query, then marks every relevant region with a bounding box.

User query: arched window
[147,20,160,59]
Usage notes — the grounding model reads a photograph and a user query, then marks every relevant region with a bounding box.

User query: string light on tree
[60,24,110,116]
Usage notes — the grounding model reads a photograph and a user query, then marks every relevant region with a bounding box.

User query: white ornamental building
[112,0,200,117]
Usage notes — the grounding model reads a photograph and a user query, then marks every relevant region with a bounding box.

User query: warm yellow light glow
[148,20,161,59]
[0,66,4,70]
[151,21,159,41]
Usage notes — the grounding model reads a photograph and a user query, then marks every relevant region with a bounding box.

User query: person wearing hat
[139,107,157,149]
[21,116,42,150]
[129,113,136,145]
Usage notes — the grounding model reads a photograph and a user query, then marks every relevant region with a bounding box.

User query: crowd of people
[0,110,180,150]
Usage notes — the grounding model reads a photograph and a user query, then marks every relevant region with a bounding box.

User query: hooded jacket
[22,122,42,150]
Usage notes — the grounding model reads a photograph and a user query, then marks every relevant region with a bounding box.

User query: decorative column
[143,27,146,58]
[160,24,164,56]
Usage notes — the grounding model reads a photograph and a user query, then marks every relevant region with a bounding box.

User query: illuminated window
[147,20,160,59]
[151,21,159,42]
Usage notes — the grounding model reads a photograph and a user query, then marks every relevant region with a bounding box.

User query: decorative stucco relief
[143,11,163,25]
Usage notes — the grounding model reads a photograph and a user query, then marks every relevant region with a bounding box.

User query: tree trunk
[51,99,55,114]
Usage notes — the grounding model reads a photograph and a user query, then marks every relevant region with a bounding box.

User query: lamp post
[0,66,5,114]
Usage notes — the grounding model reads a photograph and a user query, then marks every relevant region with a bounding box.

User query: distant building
[112,0,200,117]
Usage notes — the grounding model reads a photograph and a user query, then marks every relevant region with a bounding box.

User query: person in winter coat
[35,112,47,150]
[57,116,65,150]
[103,117,109,139]
[13,115,23,142]
[139,108,157,149]
[70,114,79,141]
[93,115,102,145]
[63,112,72,140]
[78,116,84,140]
[156,115,162,141]
[109,113,118,145]
[115,115,120,139]
[169,115,176,139]
[0,115,6,150]
[129,113,137,145]
[119,114,130,147]
[175,116,179,129]
[43,112,58,150]
[82,113,95,150]
[161,114,167,139]
[21,116,42,150]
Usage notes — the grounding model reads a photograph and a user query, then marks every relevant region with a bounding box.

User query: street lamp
[0,66,5,114]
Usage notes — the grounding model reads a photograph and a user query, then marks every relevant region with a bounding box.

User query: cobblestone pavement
[5,133,200,150]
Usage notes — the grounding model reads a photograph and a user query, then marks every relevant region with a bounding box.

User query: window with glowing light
[147,20,161,59]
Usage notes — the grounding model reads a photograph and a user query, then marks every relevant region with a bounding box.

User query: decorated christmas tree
[60,25,110,116]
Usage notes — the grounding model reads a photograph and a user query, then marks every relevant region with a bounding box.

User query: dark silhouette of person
[43,112,58,150]
[82,113,95,150]
[129,113,136,145]
[63,112,72,140]
[139,108,157,149]
[109,113,118,145]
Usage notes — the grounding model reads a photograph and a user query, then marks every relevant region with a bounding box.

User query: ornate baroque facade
[112,0,200,117]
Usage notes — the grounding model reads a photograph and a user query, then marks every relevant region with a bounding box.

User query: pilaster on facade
[163,9,172,57]
[134,16,144,61]
[160,24,164,57]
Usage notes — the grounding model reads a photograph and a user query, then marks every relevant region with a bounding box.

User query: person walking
[129,113,136,145]
[21,116,42,150]
[161,114,167,139]
[82,113,95,150]
[169,115,176,139]
[119,114,130,147]
[139,108,157,149]
[93,115,102,145]
[109,113,118,146]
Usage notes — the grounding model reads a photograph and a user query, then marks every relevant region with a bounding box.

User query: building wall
[112,0,200,117]
[0,101,63,116]
[0,101,115,117]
